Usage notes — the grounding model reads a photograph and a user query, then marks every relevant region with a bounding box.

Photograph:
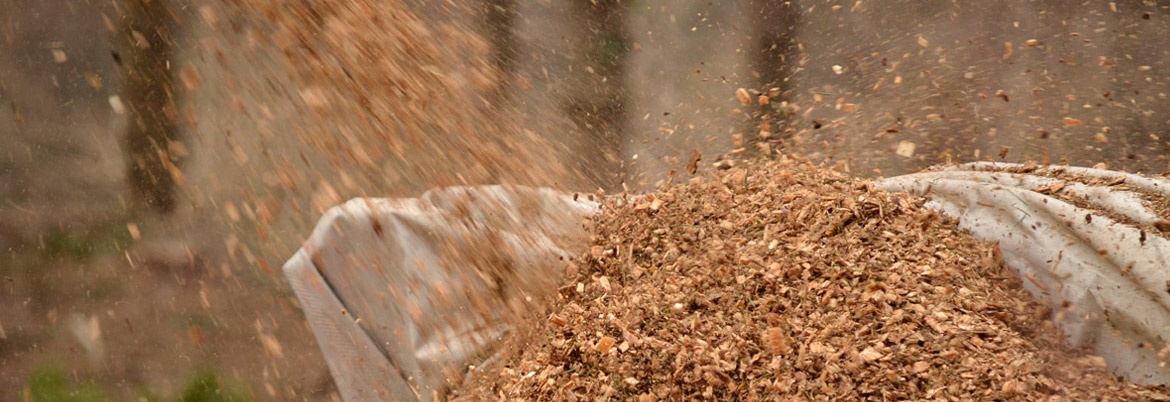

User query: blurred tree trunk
[1103,0,1167,170]
[483,0,518,102]
[748,0,801,153]
[566,0,629,189]
[114,0,183,213]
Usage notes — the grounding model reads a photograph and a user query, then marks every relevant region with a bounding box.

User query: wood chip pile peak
[454,158,1169,401]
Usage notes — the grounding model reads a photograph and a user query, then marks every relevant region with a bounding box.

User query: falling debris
[108,95,126,114]
[735,88,752,106]
[69,314,105,364]
[51,49,67,63]
[685,149,702,175]
[895,140,916,157]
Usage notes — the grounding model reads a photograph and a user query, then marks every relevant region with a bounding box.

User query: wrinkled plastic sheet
[282,185,597,401]
[878,162,1170,385]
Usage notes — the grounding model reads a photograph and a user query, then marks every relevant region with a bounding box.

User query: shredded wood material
[453,157,1170,401]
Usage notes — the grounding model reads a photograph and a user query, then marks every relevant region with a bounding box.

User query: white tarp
[285,164,1170,401]
[878,162,1170,385]
[282,185,598,401]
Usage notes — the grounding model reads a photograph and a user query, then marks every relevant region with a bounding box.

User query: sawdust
[263,1,579,193]
[454,157,1170,401]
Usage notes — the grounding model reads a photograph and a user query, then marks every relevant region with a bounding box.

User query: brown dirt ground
[454,157,1170,401]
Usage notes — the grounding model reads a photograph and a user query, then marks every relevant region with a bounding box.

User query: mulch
[453,156,1170,401]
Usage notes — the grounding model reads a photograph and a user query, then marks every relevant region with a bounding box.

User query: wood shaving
[454,157,1170,401]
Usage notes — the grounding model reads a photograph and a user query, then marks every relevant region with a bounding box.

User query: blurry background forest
[2,0,1169,400]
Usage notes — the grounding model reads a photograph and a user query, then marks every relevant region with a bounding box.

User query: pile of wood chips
[453,157,1170,401]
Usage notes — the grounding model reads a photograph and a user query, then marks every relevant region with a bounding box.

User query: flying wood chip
[685,149,701,175]
[734,88,751,106]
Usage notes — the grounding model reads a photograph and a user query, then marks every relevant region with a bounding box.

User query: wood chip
[594,336,617,353]
[735,88,751,106]
[685,149,702,175]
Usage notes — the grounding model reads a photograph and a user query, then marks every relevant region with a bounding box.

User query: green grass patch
[23,365,252,402]
[173,370,251,402]
[23,365,106,402]
[39,223,133,260]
